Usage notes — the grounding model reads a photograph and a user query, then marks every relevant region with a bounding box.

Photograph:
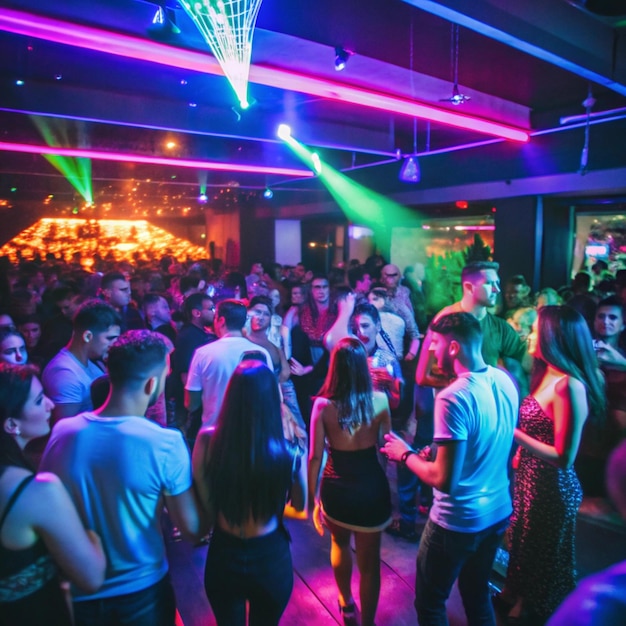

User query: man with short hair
[184,299,271,428]
[245,260,270,298]
[39,285,81,362]
[42,299,121,423]
[41,331,200,626]
[101,271,144,332]
[143,293,176,343]
[416,261,528,388]
[383,313,518,625]
[381,263,414,313]
[171,293,217,434]
[500,274,531,320]
[348,265,372,300]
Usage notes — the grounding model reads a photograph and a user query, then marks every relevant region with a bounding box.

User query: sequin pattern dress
[506,396,582,622]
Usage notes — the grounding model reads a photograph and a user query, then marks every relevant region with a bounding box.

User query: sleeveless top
[0,473,58,602]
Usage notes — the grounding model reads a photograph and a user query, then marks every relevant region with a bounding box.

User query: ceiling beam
[0,6,529,141]
[403,0,626,95]
[0,83,400,158]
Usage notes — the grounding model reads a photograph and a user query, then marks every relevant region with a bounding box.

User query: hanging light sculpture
[179,0,263,109]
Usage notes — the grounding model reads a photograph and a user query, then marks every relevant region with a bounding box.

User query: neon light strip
[0,142,315,177]
[0,7,529,143]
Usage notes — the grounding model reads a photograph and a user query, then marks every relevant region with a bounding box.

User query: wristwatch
[400,449,416,466]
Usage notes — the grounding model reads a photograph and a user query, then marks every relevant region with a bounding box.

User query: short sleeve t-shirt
[430,366,518,532]
[42,348,104,413]
[40,413,191,600]
[185,336,271,427]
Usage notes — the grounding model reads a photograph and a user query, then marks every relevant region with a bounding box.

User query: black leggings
[205,526,293,626]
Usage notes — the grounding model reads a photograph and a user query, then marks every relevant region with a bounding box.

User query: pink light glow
[453,225,495,231]
[0,142,314,177]
[0,7,530,143]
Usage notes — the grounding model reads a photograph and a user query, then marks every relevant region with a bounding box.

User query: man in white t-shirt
[41,330,200,626]
[185,299,271,428]
[383,312,518,626]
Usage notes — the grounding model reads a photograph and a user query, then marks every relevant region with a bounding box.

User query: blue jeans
[73,574,176,626]
[398,385,434,524]
[415,517,509,626]
[205,525,293,626]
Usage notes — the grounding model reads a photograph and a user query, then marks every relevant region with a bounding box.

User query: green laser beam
[282,135,421,234]
[31,116,93,204]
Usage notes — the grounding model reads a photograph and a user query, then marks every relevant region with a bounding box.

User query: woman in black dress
[501,306,605,624]
[308,337,391,626]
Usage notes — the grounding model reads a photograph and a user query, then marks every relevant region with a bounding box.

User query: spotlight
[147,6,181,40]
[263,188,274,199]
[198,193,208,204]
[15,79,24,86]
[311,152,322,174]
[277,124,292,140]
[334,47,352,71]
[399,156,420,183]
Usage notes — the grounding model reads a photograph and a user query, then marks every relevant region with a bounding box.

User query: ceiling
[1,0,625,216]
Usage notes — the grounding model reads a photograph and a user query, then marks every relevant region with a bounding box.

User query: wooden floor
[166,480,626,625]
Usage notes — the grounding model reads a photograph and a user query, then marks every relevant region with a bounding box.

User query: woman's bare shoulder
[555,375,586,396]
[372,390,389,406]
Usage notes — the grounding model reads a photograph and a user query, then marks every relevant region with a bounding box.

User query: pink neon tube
[0,142,315,177]
[0,7,529,143]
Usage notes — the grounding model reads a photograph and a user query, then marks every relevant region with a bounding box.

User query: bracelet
[400,449,416,466]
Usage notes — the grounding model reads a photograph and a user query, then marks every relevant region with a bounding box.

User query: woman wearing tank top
[0,363,105,625]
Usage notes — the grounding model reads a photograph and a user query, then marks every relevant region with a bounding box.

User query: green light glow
[179,0,263,109]
[281,135,420,236]
[31,116,93,204]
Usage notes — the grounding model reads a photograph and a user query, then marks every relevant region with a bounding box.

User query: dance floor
[166,488,626,625]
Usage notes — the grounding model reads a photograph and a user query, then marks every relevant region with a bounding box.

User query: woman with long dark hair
[192,360,305,626]
[0,363,105,625]
[500,306,606,624]
[308,337,391,626]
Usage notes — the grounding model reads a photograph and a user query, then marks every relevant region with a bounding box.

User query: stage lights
[263,188,273,199]
[277,124,292,140]
[334,47,352,71]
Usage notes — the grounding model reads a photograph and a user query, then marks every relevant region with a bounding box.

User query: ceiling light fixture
[334,47,352,71]
[400,118,420,183]
[399,157,420,183]
[440,25,470,106]
[147,6,181,41]
[0,7,529,142]
[0,141,315,177]
[263,187,273,199]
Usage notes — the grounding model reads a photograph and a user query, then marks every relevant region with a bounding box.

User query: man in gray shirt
[42,300,121,423]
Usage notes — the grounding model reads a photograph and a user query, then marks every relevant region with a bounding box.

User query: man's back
[431,366,517,532]
[185,336,271,427]
[40,412,191,599]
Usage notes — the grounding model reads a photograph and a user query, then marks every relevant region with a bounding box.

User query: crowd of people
[0,249,624,626]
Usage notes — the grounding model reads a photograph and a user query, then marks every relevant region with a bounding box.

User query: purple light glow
[0,141,315,177]
[0,7,530,143]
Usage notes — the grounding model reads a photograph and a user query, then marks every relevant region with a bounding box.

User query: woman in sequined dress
[501,306,605,624]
